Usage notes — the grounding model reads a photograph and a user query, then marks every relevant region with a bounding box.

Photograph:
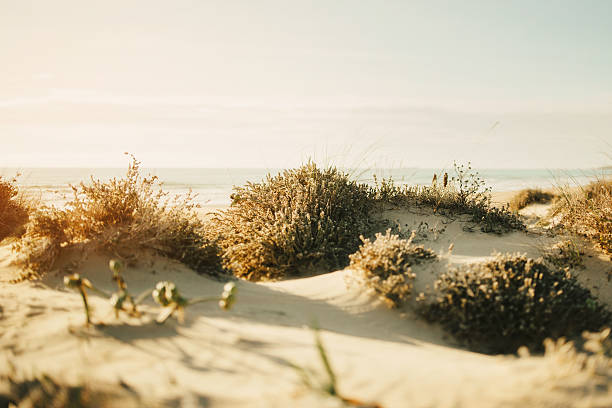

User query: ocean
[2,167,610,208]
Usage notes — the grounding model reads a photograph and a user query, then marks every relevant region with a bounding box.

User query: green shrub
[509,188,555,212]
[14,157,220,278]
[213,162,376,281]
[348,230,436,308]
[0,175,30,241]
[420,253,610,354]
[554,179,612,254]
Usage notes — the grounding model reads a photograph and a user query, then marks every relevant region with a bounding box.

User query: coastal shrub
[420,253,610,354]
[509,188,555,212]
[554,179,612,254]
[374,163,524,234]
[14,156,220,278]
[0,175,30,241]
[213,162,375,281]
[348,230,436,308]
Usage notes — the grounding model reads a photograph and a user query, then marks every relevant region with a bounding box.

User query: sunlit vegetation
[212,162,376,281]
[0,175,30,241]
[348,230,436,308]
[420,253,610,354]
[554,179,612,255]
[63,259,237,326]
[509,188,555,212]
[373,163,524,234]
[13,156,220,280]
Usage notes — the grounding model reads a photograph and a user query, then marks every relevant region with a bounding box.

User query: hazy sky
[2,0,612,168]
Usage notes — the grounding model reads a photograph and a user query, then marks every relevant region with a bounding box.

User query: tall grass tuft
[554,179,612,254]
[212,162,376,281]
[0,175,30,241]
[14,156,220,278]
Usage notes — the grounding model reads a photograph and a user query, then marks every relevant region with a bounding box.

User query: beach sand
[1,195,611,407]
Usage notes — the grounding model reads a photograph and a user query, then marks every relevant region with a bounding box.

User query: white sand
[1,202,611,407]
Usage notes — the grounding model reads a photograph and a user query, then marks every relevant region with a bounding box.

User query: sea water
[1,167,610,208]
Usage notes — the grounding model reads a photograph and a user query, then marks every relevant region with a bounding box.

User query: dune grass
[11,159,524,283]
[13,156,220,279]
[554,178,612,255]
[420,253,610,354]
[373,163,524,234]
[0,175,31,242]
[509,188,555,212]
[211,162,376,281]
[348,230,436,308]
[209,161,524,281]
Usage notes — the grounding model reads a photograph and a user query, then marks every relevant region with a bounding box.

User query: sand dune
[1,203,611,407]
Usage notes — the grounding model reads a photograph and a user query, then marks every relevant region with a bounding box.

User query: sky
[1,0,612,169]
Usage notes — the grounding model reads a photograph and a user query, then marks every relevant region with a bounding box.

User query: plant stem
[79,287,91,325]
[187,297,219,306]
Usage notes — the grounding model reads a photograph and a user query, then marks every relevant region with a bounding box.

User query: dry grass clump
[420,253,610,354]
[348,230,436,308]
[14,157,220,278]
[212,162,375,281]
[554,179,612,254]
[509,188,555,212]
[374,163,524,234]
[0,175,30,241]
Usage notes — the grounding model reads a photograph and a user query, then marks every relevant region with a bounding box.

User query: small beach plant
[64,273,95,325]
[348,230,436,308]
[64,258,237,326]
[152,280,236,323]
[107,259,153,318]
